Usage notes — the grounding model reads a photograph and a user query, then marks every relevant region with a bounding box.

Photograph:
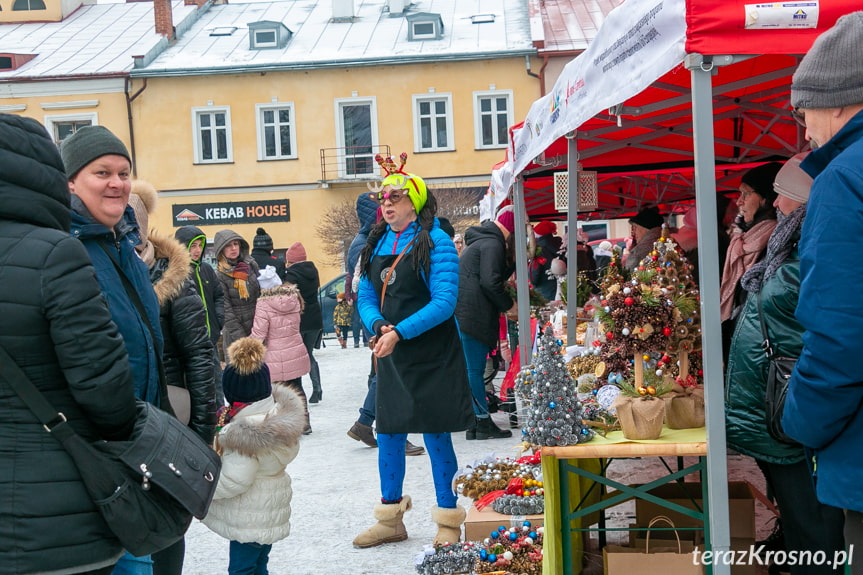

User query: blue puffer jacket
[358,218,459,340]
[783,109,863,512]
[70,198,166,408]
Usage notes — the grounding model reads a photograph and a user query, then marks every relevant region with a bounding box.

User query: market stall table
[540,427,708,575]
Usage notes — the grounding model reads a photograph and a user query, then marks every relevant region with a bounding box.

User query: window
[406,13,444,41]
[43,113,97,145]
[335,98,378,178]
[248,21,292,50]
[0,57,11,70]
[12,0,46,10]
[256,103,297,161]
[192,107,233,164]
[474,90,513,149]
[412,94,454,152]
[253,30,277,48]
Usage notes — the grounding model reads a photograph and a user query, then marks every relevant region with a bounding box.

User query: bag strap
[379,238,415,310]
[0,343,78,443]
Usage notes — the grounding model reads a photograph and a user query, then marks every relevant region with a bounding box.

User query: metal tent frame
[494,3,861,573]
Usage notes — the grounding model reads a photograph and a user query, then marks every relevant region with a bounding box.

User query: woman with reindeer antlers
[352,153,474,550]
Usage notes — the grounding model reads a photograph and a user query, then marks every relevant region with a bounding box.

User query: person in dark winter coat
[725,154,845,573]
[625,206,665,272]
[530,220,562,300]
[455,210,516,440]
[214,229,261,357]
[282,242,324,404]
[175,224,226,405]
[782,12,863,560]
[129,183,217,575]
[353,157,473,549]
[251,227,286,281]
[62,125,167,415]
[0,113,138,574]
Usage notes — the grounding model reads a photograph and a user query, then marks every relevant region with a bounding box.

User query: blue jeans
[458,331,491,417]
[111,552,152,575]
[228,541,272,575]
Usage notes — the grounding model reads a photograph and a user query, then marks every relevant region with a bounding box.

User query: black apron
[369,249,473,434]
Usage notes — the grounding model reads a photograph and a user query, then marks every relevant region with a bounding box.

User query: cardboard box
[634,481,756,539]
[463,504,544,542]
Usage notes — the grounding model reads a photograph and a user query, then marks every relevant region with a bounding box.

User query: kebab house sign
[173,199,290,226]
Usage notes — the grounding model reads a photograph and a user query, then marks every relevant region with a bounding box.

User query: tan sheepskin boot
[352,496,412,548]
[431,505,466,546]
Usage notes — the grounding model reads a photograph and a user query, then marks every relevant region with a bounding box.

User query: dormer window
[248,21,292,50]
[0,57,11,70]
[12,0,46,10]
[406,13,444,41]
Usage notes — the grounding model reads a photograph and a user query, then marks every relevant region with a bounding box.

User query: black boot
[475,416,513,440]
[465,418,477,441]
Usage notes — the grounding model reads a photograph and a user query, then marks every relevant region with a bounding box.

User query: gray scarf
[740,204,807,293]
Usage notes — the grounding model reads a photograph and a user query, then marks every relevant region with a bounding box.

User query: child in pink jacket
[251,282,312,434]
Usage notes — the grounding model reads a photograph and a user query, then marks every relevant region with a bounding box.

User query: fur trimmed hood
[216,384,305,458]
[258,283,305,312]
[148,233,192,305]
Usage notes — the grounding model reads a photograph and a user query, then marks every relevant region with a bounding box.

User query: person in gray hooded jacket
[213,229,261,357]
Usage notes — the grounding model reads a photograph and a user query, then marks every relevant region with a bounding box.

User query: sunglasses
[791,107,806,128]
[368,189,409,205]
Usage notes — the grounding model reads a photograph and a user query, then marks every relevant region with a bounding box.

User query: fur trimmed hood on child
[204,384,305,545]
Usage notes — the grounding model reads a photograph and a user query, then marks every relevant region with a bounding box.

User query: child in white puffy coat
[204,337,305,575]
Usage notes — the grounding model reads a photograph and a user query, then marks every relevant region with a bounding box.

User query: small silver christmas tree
[516,325,595,447]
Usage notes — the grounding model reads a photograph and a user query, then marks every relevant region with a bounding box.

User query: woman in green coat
[725,153,844,574]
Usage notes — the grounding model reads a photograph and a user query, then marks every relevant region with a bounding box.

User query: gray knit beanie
[791,11,863,109]
[60,125,131,179]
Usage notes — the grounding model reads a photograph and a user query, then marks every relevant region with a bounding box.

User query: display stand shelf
[540,427,708,575]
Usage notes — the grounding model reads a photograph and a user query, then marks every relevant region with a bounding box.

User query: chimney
[184,0,206,5]
[387,0,405,15]
[154,0,174,40]
[332,0,355,21]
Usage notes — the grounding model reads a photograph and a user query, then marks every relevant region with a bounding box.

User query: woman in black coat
[129,183,216,575]
[455,210,517,440]
[0,114,138,574]
[283,241,324,403]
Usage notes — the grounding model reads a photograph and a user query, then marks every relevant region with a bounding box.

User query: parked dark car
[318,274,346,335]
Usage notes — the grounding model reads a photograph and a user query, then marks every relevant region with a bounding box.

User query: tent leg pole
[688,54,731,575]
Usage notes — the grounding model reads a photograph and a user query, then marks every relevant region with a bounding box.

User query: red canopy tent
[492,3,862,574]
[485,1,857,221]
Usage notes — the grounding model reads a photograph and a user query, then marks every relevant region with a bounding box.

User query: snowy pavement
[182,336,768,575]
[183,338,529,575]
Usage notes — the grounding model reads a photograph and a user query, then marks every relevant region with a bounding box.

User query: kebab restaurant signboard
[172,199,290,226]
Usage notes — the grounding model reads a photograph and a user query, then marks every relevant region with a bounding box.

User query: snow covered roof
[133,0,533,77]
[0,1,199,80]
[529,0,625,54]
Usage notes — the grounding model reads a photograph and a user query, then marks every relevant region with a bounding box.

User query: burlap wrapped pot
[612,394,665,440]
[663,385,705,429]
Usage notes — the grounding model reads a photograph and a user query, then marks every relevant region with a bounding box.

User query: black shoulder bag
[757,291,800,445]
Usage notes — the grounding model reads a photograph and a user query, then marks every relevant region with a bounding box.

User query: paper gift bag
[664,386,705,430]
[604,516,704,575]
[613,395,665,439]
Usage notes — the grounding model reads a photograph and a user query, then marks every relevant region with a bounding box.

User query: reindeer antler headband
[367,152,428,213]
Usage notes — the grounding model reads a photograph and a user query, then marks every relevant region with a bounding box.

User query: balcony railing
[320,145,390,183]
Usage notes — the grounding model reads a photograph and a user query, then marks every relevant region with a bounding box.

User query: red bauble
[624,297,634,306]
[606,332,614,340]
[663,327,672,336]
